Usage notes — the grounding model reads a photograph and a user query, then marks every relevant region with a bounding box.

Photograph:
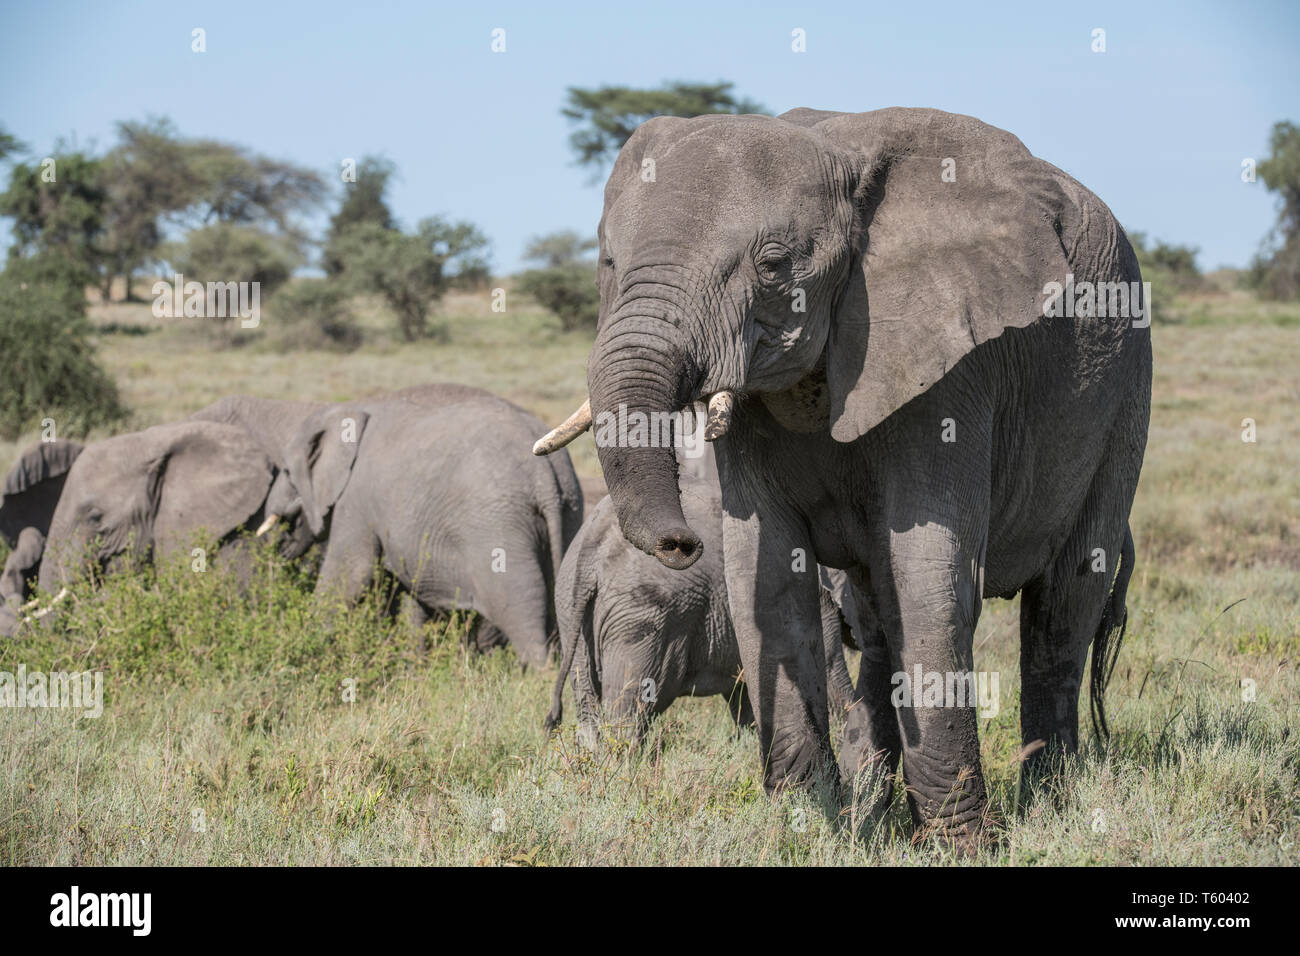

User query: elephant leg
[869,517,989,840]
[1,552,30,607]
[837,603,902,817]
[572,613,602,750]
[470,552,553,668]
[313,506,380,610]
[2,527,46,605]
[1019,473,1133,769]
[820,590,855,715]
[721,495,834,794]
[600,643,662,747]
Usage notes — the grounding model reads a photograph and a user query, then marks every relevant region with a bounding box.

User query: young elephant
[0,440,84,636]
[38,422,276,607]
[545,469,856,747]
[261,384,584,666]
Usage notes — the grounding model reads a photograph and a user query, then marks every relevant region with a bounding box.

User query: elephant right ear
[3,439,84,498]
[815,109,1079,443]
[0,439,85,546]
[285,407,369,536]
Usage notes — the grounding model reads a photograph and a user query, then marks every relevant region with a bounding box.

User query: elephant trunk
[587,313,702,571]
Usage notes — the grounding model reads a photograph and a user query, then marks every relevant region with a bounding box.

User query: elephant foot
[902,753,991,851]
[762,734,839,797]
[915,813,1001,859]
[837,701,901,819]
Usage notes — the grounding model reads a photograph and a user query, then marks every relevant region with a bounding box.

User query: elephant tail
[1089,526,1135,739]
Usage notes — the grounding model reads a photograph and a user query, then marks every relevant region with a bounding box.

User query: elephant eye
[755,247,793,280]
[602,255,614,268]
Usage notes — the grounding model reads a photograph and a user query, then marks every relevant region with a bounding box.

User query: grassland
[0,282,1296,865]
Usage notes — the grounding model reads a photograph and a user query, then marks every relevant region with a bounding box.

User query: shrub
[164,223,300,298]
[516,264,600,331]
[329,217,491,340]
[0,254,127,439]
[270,279,362,351]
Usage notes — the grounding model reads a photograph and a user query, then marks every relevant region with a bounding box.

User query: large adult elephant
[534,107,1151,840]
[38,422,276,601]
[261,384,584,667]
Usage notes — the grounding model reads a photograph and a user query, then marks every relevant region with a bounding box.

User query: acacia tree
[0,149,107,282]
[322,156,396,276]
[562,81,766,172]
[330,216,491,341]
[100,118,198,300]
[515,230,599,332]
[1251,120,1300,299]
[0,125,24,162]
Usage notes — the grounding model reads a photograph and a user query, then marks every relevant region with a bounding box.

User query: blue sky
[2,0,1297,273]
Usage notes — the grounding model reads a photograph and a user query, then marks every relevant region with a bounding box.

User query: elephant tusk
[532,398,592,456]
[704,390,736,441]
[255,513,282,537]
[23,587,69,623]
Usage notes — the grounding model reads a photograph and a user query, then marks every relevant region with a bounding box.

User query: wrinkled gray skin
[39,422,276,598]
[272,384,583,667]
[545,462,859,749]
[0,440,84,636]
[190,396,325,561]
[576,107,1151,839]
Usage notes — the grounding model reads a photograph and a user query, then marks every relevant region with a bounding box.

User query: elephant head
[535,107,1072,567]
[39,421,275,591]
[278,406,370,538]
[192,395,329,556]
[0,438,83,547]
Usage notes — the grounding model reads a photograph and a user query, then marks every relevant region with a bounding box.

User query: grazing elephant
[545,463,859,749]
[261,384,583,667]
[0,440,84,635]
[38,422,276,603]
[190,395,326,560]
[533,107,1151,840]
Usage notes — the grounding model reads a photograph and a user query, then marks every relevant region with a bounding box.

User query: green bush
[516,264,600,331]
[1128,230,1203,323]
[165,222,300,298]
[270,278,362,351]
[0,254,127,440]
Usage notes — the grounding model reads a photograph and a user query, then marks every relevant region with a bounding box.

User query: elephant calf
[0,440,84,636]
[545,468,857,748]
[260,384,584,667]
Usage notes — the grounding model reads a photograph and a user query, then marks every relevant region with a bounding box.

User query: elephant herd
[5,107,1152,845]
[1,386,583,669]
[0,388,857,728]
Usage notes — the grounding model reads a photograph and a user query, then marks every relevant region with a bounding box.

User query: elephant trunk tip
[653,526,703,570]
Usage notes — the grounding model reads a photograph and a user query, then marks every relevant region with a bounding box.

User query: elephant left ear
[817,109,1076,443]
[151,422,275,554]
